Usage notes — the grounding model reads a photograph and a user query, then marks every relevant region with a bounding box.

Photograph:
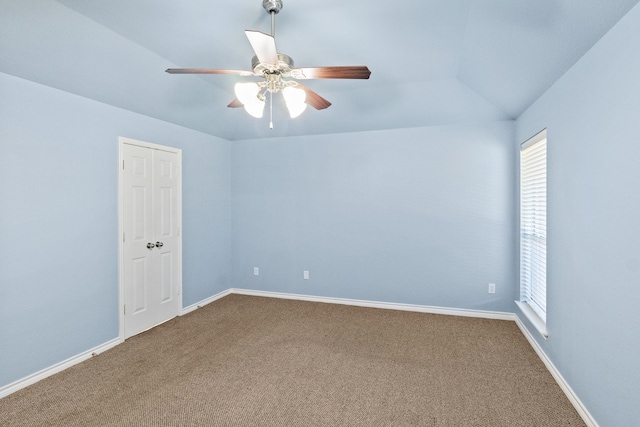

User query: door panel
[131,187,148,240]
[152,149,181,325]
[159,252,172,303]
[159,187,173,237]
[132,257,148,314]
[122,142,181,339]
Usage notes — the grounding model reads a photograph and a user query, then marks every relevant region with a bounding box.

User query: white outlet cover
[303,270,309,280]
[253,267,259,276]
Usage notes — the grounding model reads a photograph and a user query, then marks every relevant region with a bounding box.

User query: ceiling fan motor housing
[252,53,295,76]
[263,0,283,14]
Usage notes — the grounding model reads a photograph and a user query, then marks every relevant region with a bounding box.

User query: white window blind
[520,130,547,328]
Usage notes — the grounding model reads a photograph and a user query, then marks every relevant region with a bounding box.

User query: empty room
[1,1,639,426]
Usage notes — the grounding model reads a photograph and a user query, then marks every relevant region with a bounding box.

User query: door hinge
[124,305,126,315]
[122,159,125,170]
[123,232,125,243]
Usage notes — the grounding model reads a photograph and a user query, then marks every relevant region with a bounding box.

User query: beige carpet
[0,294,585,426]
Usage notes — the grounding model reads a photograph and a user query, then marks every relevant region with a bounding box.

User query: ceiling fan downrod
[262,0,283,37]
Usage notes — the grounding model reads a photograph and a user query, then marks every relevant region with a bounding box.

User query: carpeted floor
[0,294,585,426]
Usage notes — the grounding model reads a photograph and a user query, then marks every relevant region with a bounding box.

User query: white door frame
[118,137,183,341]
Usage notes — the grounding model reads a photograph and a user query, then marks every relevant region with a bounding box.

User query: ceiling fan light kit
[234,82,266,118]
[166,0,370,127]
[282,86,307,118]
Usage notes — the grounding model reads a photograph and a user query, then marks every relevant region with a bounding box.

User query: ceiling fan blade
[296,83,332,110]
[166,68,254,76]
[227,98,244,108]
[291,66,371,80]
[245,30,278,65]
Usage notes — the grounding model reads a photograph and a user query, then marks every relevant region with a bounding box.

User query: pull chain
[269,91,273,129]
[270,10,276,129]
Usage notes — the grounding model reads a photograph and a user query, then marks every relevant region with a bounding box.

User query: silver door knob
[156,242,164,248]
[147,242,155,249]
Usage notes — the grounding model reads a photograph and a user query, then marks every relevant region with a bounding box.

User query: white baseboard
[0,337,121,399]
[229,288,515,320]
[180,288,233,316]
[514,316,599,427]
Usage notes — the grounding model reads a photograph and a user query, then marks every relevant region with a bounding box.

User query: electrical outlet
[253,267,259,276]
[303,270,309,280]
[488,283,496,294]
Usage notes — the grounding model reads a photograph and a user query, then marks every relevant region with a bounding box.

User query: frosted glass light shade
[282,86,307,118]
[234,82,265,118]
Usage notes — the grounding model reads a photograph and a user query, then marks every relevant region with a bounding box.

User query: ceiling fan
[166,0,371,125]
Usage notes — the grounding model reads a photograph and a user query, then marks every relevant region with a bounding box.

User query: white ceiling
[1,0,638,140]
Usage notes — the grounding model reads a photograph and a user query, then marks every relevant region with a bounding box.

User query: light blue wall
[1,69,517,391]
[0,72,232,387]
[516,3,640,426]
[231,122,517,312]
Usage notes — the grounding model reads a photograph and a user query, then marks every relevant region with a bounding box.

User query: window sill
[515,300,548,339]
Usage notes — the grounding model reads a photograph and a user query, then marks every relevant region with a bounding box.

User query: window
[517,129,547,338]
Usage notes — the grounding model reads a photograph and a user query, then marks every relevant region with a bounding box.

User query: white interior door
[121,140,181,339]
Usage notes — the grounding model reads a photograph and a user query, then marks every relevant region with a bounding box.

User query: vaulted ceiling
[1,0,638,140]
